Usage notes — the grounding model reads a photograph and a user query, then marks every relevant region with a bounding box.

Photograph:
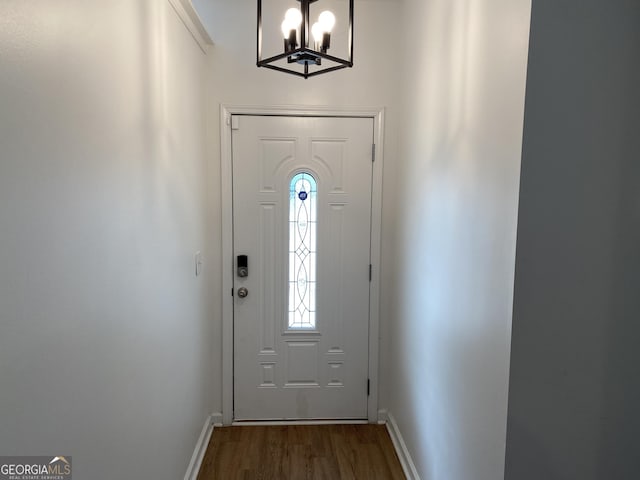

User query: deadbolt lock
[237,255,248,277]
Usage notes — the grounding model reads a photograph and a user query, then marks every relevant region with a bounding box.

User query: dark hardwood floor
[197,424,406,479]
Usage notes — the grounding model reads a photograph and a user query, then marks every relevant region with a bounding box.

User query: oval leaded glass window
[288,172,317,329]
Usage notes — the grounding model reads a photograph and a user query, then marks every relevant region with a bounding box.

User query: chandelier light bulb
[281,19,293,38]
[318,10,336,32]
[311,22,323,43]
[284,8,303,27]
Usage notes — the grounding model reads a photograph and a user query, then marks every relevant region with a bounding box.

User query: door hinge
[372,143,376,162]
[367,378,370,396]
[369,264,372,282]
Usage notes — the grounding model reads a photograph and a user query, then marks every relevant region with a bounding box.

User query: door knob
[237,287,248,298]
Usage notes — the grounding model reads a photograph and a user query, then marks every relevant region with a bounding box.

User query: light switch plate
[195,251,203,277]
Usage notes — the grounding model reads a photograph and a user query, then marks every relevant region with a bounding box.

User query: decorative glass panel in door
[288,172,317,330]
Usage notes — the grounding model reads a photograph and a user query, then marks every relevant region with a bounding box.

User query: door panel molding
[220,104,385,425]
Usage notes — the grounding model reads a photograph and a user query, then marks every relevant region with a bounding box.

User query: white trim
[381,411,422,480]
[368,107,385,423]
[232,419,369,426]
[377,409,389,424]
[167,0,213,54]
[220,104,385,425]
[211,412,223,426]
[183,414,215,480]
[220,104,385,119]
[220,106,234,425]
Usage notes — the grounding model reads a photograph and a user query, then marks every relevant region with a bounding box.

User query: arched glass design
[288,172,317,329]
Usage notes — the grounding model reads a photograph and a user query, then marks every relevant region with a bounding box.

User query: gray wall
[0,1,214,478]
[505,1,640,479]
[387,0,531,478]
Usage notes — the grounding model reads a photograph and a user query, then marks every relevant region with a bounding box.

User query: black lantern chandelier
[257,0,354,79]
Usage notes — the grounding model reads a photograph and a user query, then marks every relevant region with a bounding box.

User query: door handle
[237,287,248,298]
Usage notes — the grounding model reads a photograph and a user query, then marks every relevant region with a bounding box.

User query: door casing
[220,104,385,425]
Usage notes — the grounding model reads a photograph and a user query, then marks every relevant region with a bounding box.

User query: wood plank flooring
[197,424,405,480]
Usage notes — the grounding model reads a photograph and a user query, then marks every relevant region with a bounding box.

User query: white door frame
[220,104,385,425]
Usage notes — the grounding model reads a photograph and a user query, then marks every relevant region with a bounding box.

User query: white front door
[232,115,374,420]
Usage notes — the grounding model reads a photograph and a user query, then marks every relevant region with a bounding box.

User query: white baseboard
[184,414,215,480]
[232,419,368,426]
[379,409,421,480]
